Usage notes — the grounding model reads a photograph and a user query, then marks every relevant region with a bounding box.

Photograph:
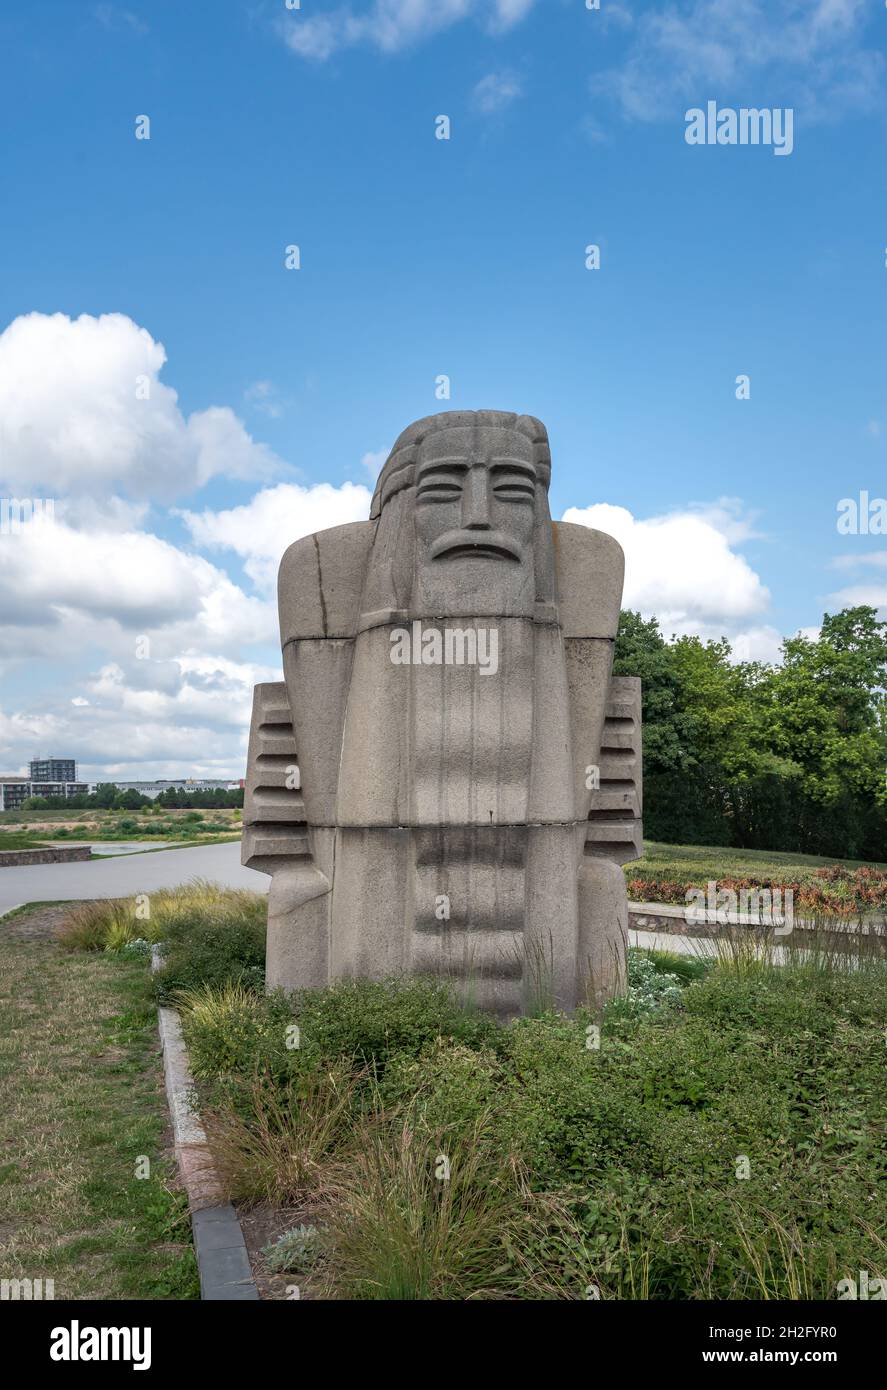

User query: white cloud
[826,579,887,618]
[562,499,772,656]
[179,480,372,592]
[0,513,275,650]
[489,0,534,33]
[0,637,284,779]
[831,551,887,572]
[0,652,280,780]
[827,551,887,619]
[278,0,535,61]
[244,380,286,419]
[473,70,523,113]
[719,625,784,664]
[0,312,281,499]
[94,4,148,36]
[594,0,883,124]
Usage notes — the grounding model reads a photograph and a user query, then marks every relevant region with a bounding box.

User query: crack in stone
[312,533,328,637]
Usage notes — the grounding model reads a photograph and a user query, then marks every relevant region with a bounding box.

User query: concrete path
[630,929,716,955]
[0,840,266,916]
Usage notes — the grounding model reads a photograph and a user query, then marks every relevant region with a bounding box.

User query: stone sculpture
[243,410,641,1014]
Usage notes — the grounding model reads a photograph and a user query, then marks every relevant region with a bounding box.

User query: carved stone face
[411,425,544,616]
[414,425,538,564]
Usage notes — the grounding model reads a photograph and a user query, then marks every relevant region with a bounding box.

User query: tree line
[614,604,887,860]
[23,786,244,811]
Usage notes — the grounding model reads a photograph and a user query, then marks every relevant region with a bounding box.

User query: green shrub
[180,976,500,1089]
[344,963,887,1298]
[153,910,265,1002]
[61,877,887,1299]
[178,983,271,1076]
[56,885,266,997]
[378,1040,510,1143]
[282,977,499,1074]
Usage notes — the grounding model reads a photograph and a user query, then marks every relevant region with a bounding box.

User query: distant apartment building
[0,760,239,811]
[30,758,77,783]
[0,775,88,811]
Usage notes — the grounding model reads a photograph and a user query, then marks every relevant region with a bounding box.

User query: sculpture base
[263,828,629,1016]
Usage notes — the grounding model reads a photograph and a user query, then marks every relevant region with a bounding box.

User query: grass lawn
[0,832,50,851]
[634,841,887,880]
[0,904,198,1299]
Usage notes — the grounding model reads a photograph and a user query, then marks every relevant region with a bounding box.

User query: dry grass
[317,1110,590,1300]
[203,1066,362,1208]
[56,879,264,954]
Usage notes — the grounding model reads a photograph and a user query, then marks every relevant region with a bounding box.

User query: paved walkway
[0,841,266,916]
[630,929,716,955]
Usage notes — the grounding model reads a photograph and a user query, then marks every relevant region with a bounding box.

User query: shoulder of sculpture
[553,520,624,568]
[278,520,376,642]
[551,521,624,639]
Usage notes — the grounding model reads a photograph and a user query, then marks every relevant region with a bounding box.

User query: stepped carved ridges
[587,674,642,864]
[242,683,307,871]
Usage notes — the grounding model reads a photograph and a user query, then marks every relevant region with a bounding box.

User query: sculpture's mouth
[430,530,522,562]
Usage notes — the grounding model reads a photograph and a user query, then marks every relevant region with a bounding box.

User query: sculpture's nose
[463,466,492,529]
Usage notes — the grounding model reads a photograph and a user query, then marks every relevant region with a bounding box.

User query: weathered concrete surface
[244,410,643,1014]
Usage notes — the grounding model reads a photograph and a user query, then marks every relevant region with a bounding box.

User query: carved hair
[369,410,551,519]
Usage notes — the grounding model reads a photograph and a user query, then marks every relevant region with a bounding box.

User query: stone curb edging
[0,845,92,867]
[152,948,259,1301]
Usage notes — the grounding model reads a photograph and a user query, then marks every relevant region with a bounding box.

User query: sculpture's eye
[493,473,535,502]
[417,472,463,502]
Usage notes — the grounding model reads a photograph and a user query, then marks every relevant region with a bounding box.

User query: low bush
[181,976,500,1091]
[57,898,142,952]
[318,1112,590,1300]
[56,882,267,1001]
[62,881,887,1298]
[203,1065,361,1206]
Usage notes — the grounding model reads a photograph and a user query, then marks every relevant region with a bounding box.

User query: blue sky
[1,0,886,778]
